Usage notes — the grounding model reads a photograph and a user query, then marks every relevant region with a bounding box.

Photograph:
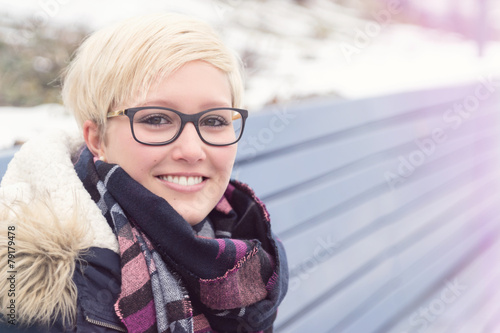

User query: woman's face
[100,61,237,225]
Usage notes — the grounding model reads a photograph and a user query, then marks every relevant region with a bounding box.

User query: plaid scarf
[74,147,286,333]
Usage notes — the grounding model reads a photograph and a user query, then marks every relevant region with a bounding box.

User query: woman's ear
[83,120,104,158]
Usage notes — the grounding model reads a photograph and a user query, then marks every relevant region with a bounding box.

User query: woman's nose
[170,122,206,163]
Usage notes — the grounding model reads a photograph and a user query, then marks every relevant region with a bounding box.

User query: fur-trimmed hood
[0,130,119,327]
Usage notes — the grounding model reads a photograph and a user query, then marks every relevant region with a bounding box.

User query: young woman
[0,13,288,332]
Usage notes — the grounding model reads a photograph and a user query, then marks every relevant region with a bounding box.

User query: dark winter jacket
[0,131,288,332]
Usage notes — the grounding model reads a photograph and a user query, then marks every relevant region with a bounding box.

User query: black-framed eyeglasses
[107,107,248,146]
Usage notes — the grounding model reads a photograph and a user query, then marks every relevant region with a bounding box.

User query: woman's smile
[157,175,205,186]
[155,173,208,193]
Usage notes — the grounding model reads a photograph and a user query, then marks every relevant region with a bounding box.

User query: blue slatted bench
[233,82,500,332]
[0,147,19,181]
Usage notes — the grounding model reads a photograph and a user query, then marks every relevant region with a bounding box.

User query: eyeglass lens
[132,108,243,145]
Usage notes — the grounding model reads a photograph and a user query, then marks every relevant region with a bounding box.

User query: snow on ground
[0,104,78,149]
[1,0,500,149]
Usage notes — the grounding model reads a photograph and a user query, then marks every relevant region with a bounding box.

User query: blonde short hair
[62,13,244,133]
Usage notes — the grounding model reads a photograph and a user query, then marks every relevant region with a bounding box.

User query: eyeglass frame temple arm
[107,110,126,118]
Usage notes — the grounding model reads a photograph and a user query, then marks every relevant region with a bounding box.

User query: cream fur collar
[0,130,118,327]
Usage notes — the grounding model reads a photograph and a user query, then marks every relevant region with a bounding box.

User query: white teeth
[160,175,203,186]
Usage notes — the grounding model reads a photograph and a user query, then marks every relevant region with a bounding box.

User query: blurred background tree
[0,16,88,106]
[0,0,496,107]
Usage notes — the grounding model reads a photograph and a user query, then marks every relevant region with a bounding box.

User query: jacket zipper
[85,316,127,332]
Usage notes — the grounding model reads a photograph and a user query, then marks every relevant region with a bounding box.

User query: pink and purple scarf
[75,147,288,332]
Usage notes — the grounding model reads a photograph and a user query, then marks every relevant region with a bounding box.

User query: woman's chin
[174,205,209,226]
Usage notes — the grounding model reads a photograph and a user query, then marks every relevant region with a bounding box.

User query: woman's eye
[148,116,165,124]
[141,115,171,125]
[201,116,228,127]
